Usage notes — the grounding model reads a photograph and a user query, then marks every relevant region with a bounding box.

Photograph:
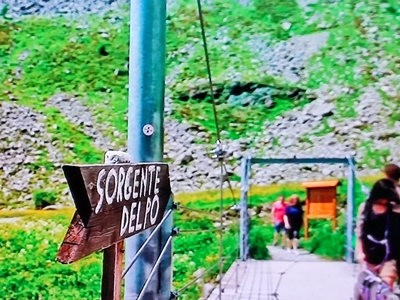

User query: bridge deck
[208,247,358,300]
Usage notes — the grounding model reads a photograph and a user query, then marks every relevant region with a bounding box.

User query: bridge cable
[196,0,244,297]
[170,0,242,298]
[247,168,275,300]
[221,161,241,292]
[195,0,227,298]
[174,247,239,295]
[179,205,239,220]
[196,0,221,143]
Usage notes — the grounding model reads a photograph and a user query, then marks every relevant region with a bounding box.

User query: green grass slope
[0,0,399,205]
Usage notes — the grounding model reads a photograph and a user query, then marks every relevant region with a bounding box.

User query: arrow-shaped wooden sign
[57,163,171,264]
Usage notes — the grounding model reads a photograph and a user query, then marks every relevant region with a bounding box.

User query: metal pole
[346,157,355,264]
[159,195,174,299]
[125,0,168,299]
[218,163,224,299]
[240,157,250,261]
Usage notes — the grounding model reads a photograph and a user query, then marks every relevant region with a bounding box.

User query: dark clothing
[286,228,300,240]
[285,204,303,239]
[389,209,400,273]
[274,221,285,233]
[360,207,390,266]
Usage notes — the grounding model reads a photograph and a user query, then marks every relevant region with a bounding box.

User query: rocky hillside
[0,0,399,208]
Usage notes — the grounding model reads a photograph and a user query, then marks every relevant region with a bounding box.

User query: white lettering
[150,195,160,225]
[129,202,137,234]
[95,169,107,214]
[124,167,133,201]
[154,166,161,195]
[148,166,155,196]
[120,205,129,236]
[133,169,140,199]
[135,201,143,230]
[117,167,126,203]
[105,168,118,205]
[140,167,148,197]
[144,197,152,229]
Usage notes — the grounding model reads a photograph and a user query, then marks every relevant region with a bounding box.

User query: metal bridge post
[240,157,250,261]
[125,0,168,298]
[159,195,174,299]
[346,157,355,264]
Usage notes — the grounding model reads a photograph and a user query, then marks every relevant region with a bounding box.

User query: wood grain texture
[57,163,171,264]
[102,241,124,300]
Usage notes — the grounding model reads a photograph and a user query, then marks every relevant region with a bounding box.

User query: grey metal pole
[346,158,355,264]
[125,0,168,299]
[240,157,250,261]
[159,195,173,299]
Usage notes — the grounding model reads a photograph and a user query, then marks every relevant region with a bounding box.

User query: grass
[0,173,383,298]
[0,191,268,299]
[0,0,316,145]
[1,0,399,295]
[0,0,398,208]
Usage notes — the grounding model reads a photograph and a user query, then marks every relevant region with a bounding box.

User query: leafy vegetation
[0,173,382,299]
[0,0,314,148]
[0,192,267,300]
[33,190,57,208]
[0,0,399,297]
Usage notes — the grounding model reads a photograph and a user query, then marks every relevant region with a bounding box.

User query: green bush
[0,216,102,300]
[249,218,271,260]
[33,190,57,209]
[300,220,346,260]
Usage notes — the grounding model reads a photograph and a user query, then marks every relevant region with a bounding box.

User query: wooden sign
[57,163,171,264]
[302,180,340,239]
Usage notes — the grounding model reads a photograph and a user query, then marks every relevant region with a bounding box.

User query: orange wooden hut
[302,180,341,239]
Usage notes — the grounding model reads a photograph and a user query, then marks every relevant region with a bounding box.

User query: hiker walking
[271,195,287,247]
[284,194,304,255]
[354,178,400,299]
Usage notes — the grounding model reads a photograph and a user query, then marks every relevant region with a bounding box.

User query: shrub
[249,218,271,260]
[300,219,346,260]
[33,190,57,209]
[0,216,102,300]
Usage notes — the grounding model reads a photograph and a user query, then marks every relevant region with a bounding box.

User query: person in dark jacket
[354,178,400,299]
[283,194,304,255]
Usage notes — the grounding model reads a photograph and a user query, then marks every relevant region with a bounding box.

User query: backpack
[356,270,400,300]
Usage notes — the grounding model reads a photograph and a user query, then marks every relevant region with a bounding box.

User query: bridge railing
[171,193,241,298]
[240,155,357,263]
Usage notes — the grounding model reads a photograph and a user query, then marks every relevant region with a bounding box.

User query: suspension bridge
[56,0,369,298]
[208,251,357,300]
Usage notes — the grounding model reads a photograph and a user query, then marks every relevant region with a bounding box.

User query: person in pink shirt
[271,195,287,247]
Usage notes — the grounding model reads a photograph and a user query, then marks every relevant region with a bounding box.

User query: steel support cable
[195,0,221,142]
[217,243,242,294]
[180,228,225,234]
[222,161,238,207]
[122,209,172,279]
[221,161,241,294]
[247,173,276,300]
[175,245,240,296]
[179,205,239,220]
[195,1,241,298]
[175,258,223,294]
[265,260,274,300]
[217,162,224,299]
[137,236,173,300]
[271,261,298,298]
